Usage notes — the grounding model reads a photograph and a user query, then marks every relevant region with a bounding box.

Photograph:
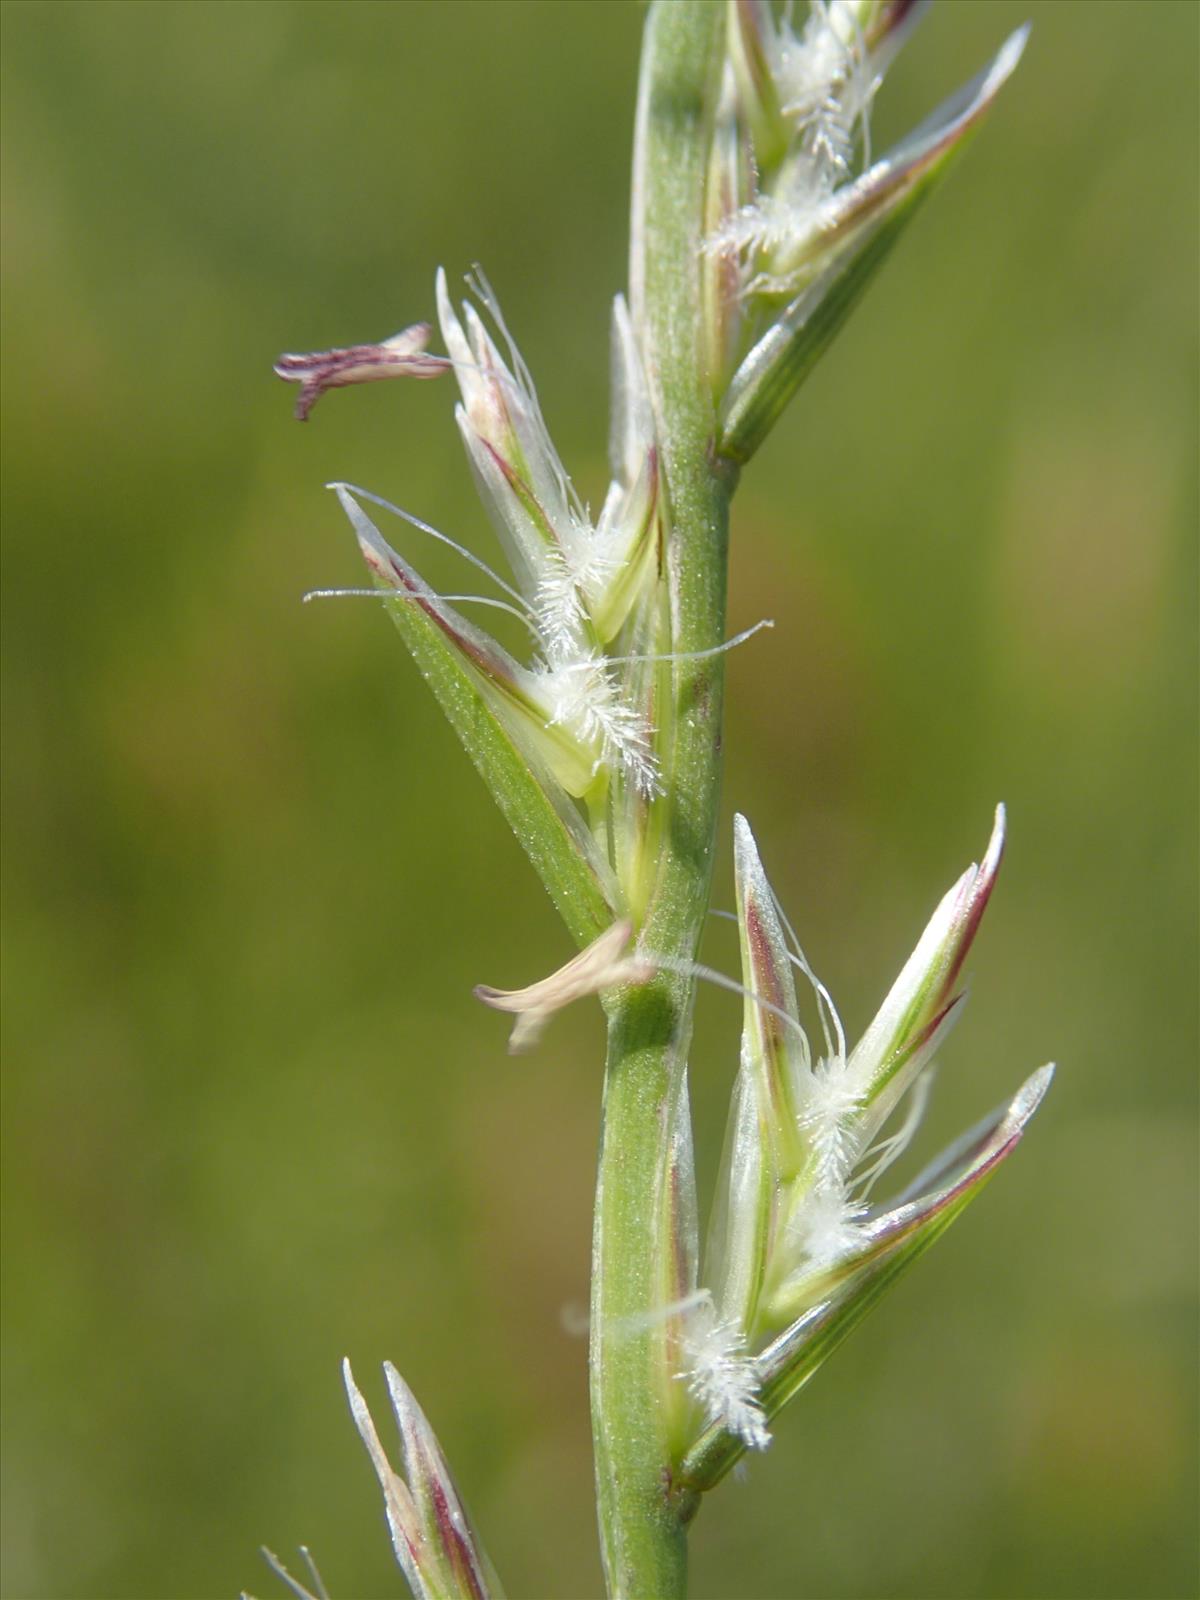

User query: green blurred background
[2,3,1196,1597]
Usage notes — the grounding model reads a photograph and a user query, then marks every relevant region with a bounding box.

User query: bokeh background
[2,3,1196,1597]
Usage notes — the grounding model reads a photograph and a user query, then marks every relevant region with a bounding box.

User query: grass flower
[674,810,1052,1471]
[343,1360,501,1600]
[329,269,665,809]
[713,4,1030,462]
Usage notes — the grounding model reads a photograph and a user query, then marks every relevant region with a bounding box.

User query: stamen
[274,323,449,421]
[474,918,653,1052]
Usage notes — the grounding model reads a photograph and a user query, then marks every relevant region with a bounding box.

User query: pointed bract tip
[341,1356,369,1424]
[382,1359,417,1419]
[732,812,761,871]
[993,23,1031,85]
[330,486,395,579]
[1013,1061,1055,1122]
[981,802,1006,882]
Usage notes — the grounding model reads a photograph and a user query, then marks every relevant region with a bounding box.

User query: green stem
[590,7,733,1596]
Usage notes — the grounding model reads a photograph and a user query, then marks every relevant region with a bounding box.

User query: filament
[298,1549,329,1600]
[605,618,774,666]
[302,586,538,634]
[258,1547,327,1600]
[770,889,846,1066]
[328,480,531,612]
[597,1287,711,1340]
[852,1069,935,1198]
[706,904,844,1067]
[648,952,810,1045]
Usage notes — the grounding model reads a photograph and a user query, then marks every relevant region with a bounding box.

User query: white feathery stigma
[776,2,878,176]
[542,652,660,797]
[786,1184,868,1272]
[797,1060,864,1193]
[533,547,590,663]
[679,1296,771,1452]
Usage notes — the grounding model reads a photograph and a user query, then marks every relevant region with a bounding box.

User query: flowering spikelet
[435,268,663,798]
[708,5,1029,464]
[285,266,667,819]
[707,0,888,281]
[705,807,1037,1348]
[675,810,1053,1476]
[343,1359,500,1600]
[722,12,1026,296]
